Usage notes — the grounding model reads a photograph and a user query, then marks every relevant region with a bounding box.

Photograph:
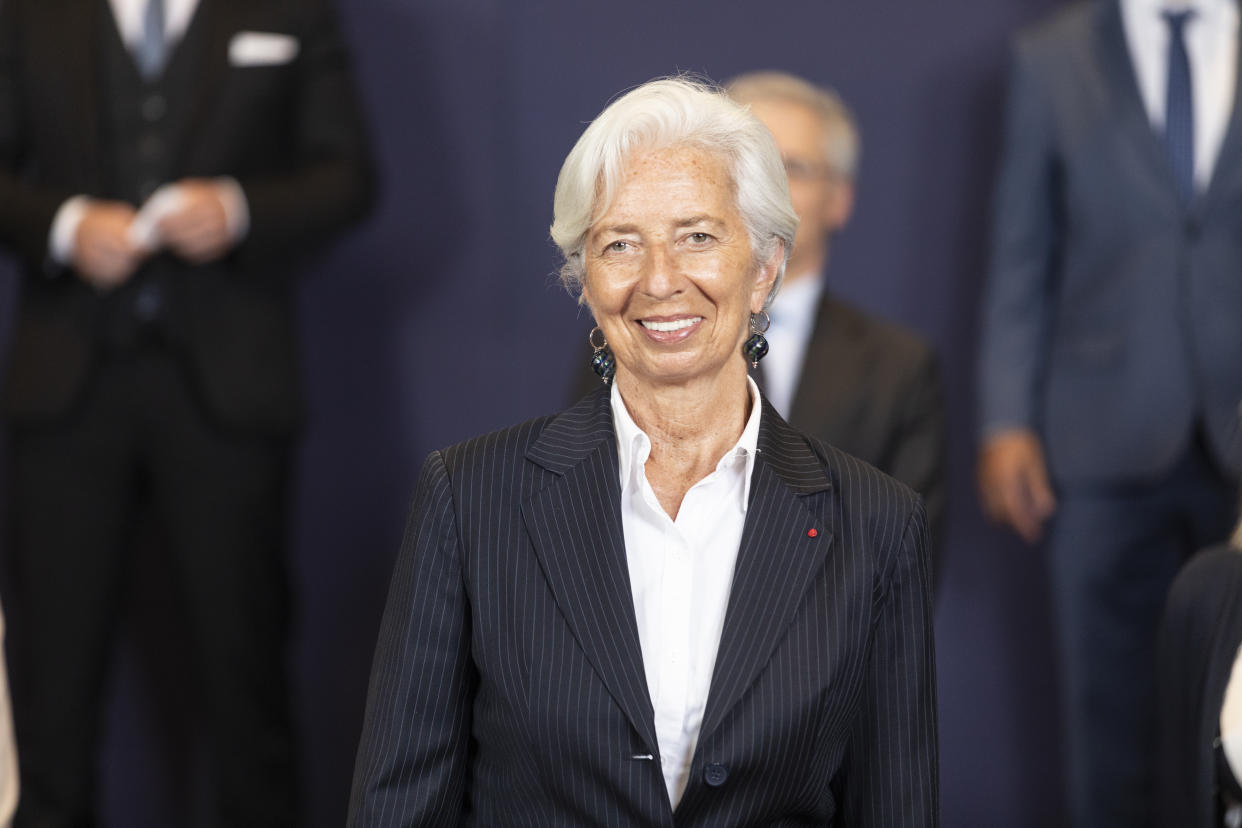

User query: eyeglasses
[783,157,837,182]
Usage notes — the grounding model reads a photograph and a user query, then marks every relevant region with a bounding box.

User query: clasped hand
[73,178,235,290]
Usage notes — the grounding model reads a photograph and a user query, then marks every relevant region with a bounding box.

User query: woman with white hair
[348,76,938,827]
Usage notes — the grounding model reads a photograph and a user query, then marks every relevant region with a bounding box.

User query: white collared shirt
[762,272,825,419]
[107,0,200,51]
[611,377,762,808]
[1120,0,1239,191]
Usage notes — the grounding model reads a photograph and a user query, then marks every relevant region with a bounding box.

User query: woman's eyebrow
[673,214,725,229]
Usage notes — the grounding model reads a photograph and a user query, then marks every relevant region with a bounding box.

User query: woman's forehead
[591,145,738,227]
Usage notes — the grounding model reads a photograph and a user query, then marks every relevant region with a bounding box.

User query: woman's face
[582,145,779,392]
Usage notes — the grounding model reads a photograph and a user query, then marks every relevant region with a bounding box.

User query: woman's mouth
[640,316,703,332]
[637,315,704,344]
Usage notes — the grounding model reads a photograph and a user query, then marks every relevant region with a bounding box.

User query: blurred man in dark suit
[726,71,947,548]
[977,1,1241,824]
[0,0,373,823]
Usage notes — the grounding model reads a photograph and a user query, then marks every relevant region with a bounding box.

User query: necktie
[1163,9,1195,203]
[137,0,167,80]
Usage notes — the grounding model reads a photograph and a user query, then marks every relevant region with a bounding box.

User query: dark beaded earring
[589,326,616,384]
[743,310,770,368]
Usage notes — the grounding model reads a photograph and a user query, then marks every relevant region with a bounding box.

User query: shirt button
[703,763,729,787]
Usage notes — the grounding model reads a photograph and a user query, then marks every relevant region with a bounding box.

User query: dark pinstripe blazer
[348,387,939,827]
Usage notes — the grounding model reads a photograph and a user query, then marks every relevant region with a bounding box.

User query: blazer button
[703,763,729,787]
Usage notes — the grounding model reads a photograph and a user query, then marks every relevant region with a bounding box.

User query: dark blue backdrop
[0,0,1069,824]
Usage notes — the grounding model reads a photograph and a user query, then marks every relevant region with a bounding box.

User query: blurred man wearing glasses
[727,71,947,553]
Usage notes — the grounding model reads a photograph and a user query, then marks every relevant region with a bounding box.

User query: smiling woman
[349,77,940,827]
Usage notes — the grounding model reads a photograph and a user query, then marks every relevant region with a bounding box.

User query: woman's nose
[638,246,684,299]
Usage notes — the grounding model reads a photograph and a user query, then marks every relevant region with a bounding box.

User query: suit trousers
[1048,431,1236,828]
[6,347,298,828]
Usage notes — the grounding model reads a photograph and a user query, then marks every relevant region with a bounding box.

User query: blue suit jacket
[348,388,938,826]
[978,0,1242,481]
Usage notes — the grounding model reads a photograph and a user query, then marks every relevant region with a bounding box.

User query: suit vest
[94,0,208,348]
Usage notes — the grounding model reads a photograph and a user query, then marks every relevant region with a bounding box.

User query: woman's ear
[750,241,784,313]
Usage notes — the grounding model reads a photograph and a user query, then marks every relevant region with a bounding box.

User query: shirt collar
[770,272,824,329]
[611,376,764,512]
[1122,0,1227,21]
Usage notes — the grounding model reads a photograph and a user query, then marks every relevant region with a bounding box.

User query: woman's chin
[622,356,742,392]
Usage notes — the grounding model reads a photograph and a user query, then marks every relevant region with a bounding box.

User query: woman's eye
[607,240,629,252]
[689,232,712,244]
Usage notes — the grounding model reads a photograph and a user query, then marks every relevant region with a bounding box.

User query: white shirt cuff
[47,195,91,268]
[215,177,250,243]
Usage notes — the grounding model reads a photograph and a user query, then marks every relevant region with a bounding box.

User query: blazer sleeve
[233,0,375,264]
[348,451,475,828]
[0,0,72,271]
[976,37,1060,440]
[837,499,940,826]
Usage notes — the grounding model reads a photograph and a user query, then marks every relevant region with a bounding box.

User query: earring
[589,326,616,384]
[743,310,770,368]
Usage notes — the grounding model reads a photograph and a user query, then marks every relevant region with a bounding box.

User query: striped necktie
[1163,9,1195,203]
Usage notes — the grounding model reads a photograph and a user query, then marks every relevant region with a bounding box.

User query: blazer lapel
[1093,0,1188,210]
[698,401,834,742]
[177,0,231,167]
[521,390,660,756]
[789,290,845,430]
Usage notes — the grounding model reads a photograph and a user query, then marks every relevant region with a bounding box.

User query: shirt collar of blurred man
[107,0,199,49]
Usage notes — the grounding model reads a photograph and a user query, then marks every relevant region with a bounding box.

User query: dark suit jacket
[349,388,939,827]
[978,0,1242,482]
[1156,545,1242,828]
[0,0,373,430]
[787,292,945,546]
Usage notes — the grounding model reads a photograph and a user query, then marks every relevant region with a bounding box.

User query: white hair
[550,76,798,305]
[725,70,861,180]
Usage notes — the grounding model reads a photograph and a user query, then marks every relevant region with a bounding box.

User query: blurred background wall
[0,0,1069,824]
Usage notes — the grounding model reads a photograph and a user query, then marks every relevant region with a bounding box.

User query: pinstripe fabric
[348,387,939,826]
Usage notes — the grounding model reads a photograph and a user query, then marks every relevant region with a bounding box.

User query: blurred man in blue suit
[977,1,1241,825]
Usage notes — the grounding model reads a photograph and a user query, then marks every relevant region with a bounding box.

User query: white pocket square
[228,31,299,66]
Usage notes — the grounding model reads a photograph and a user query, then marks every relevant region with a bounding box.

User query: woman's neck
[616,361,754,519]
